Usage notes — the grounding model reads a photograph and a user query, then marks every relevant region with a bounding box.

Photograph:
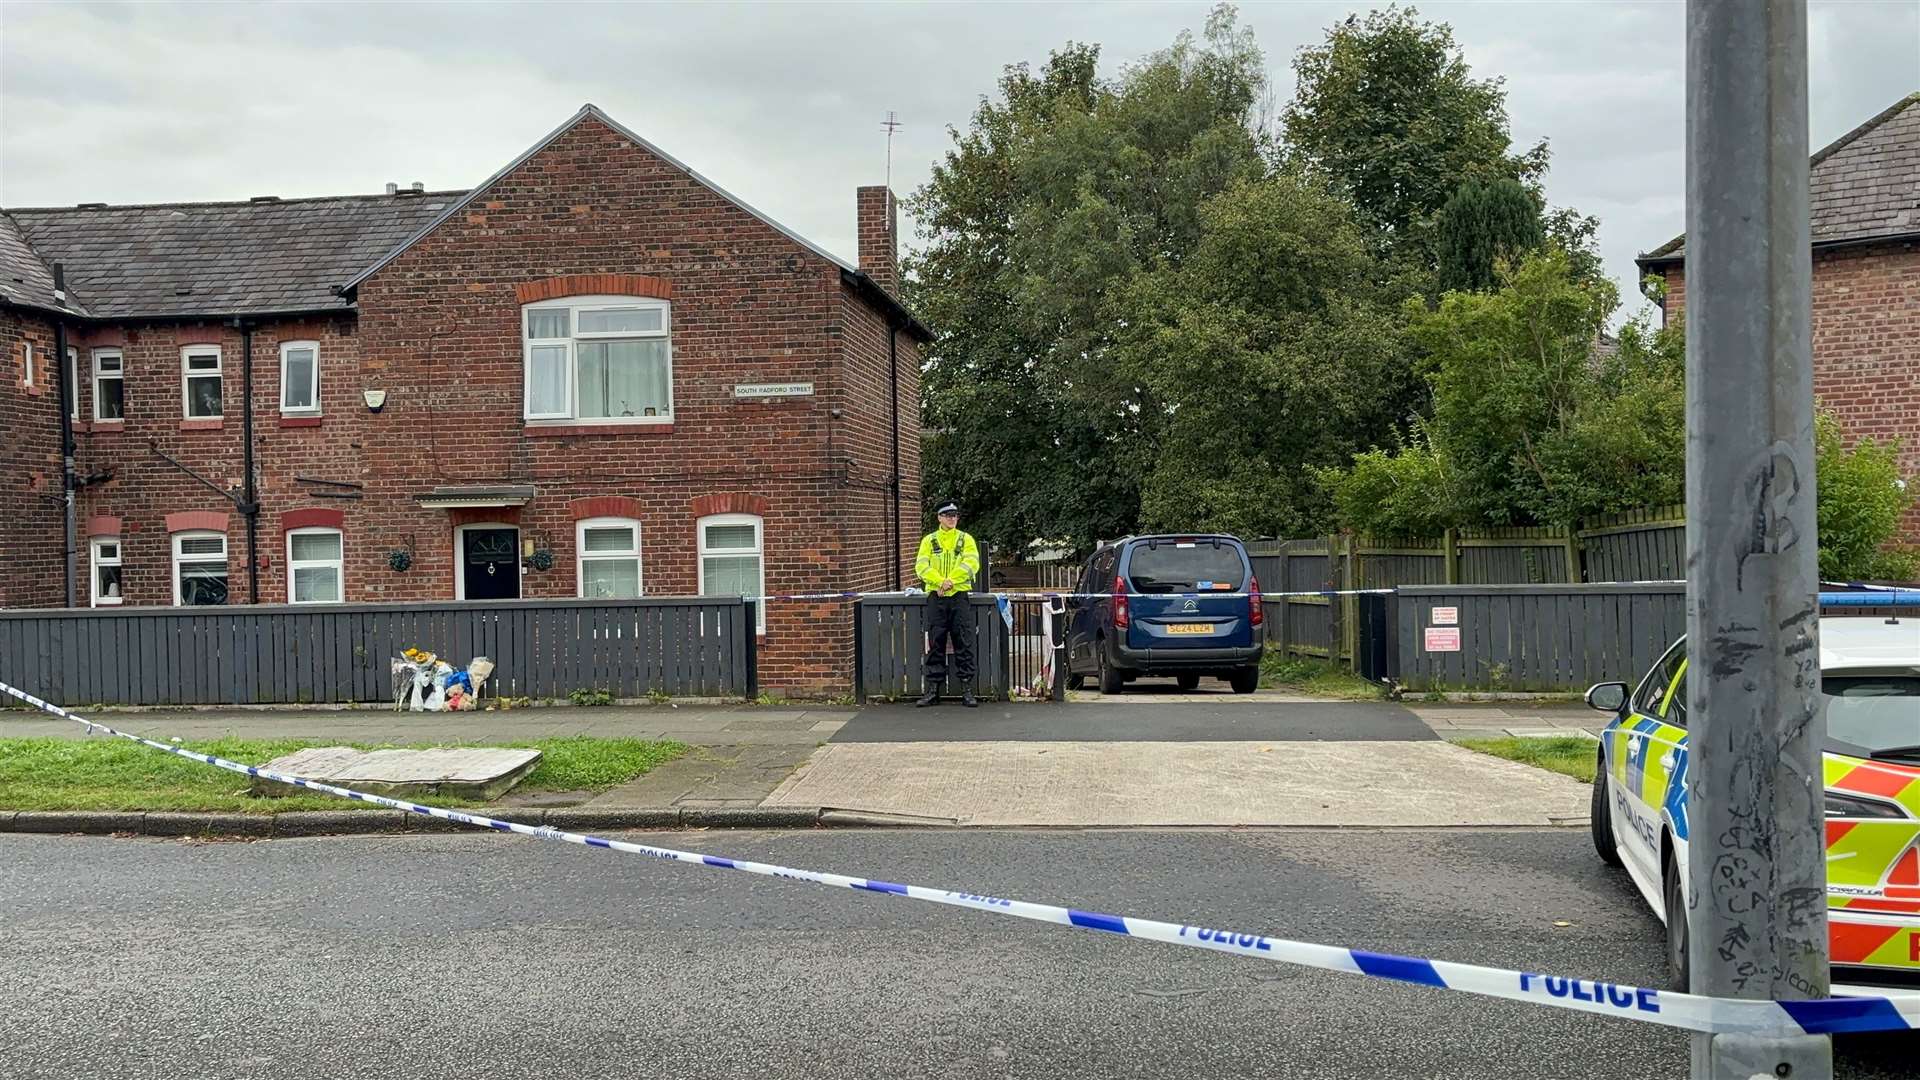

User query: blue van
[1063,534,1264,694]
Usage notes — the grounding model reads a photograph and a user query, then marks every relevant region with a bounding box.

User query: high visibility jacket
[916,527,981,593]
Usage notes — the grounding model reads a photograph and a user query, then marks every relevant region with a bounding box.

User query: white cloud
[2,0,1914,317]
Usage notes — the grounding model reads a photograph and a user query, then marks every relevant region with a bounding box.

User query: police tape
[745,588,1396,602]
[5,677,1916,1038]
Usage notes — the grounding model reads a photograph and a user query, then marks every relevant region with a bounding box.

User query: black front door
[462,528,520,600]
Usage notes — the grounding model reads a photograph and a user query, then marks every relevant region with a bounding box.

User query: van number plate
[1166,623,1215,635]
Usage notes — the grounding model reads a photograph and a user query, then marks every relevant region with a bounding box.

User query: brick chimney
[856,185,898,295]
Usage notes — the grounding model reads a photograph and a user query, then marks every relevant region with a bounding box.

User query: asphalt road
[2,829,1911,1080]
[834,700,1433,741]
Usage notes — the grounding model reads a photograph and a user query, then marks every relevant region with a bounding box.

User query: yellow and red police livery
[1587,614,1920,994]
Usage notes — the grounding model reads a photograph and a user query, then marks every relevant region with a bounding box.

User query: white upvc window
[287,527,344,603]
[698,512,765,633]
[90,537,124,606]
[280,340,320,415]
[172,530,229,606]
[522,295,673,423]
[92,348,125,421]
[576,517,644,599]
[65,346,79,420]
[182,346,222,418]
[21,342,33,387]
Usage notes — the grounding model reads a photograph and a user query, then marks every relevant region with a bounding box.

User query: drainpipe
[54,264,76,608]
[232,319,260,604]
[888,322,901,591]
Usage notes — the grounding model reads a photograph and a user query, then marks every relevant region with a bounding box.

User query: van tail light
[1248,576,1264,627]
[1112,574,1130,630]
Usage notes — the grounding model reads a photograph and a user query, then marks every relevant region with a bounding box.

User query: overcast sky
[3,1,1916,320]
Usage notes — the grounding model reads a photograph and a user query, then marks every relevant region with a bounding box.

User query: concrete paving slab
[763,740,1589,827]
[834,700,1434,743]
[254,746,543,801]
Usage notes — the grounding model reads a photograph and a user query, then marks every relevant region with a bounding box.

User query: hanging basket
[387,549,412,573]
[528,548,555,572]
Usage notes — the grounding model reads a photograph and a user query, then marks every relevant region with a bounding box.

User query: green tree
[905,6,1270,554]
[1434,177,1544,292]
[1114,174,1422,538]
[1816,413,1917,581]
[1282,5,1547,267]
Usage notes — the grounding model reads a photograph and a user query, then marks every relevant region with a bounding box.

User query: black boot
[962,691,979,708]
[915,689,940,707]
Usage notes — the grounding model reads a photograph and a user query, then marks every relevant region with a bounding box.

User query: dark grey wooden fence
[0,598,757,706]
[1395,584,1687,692]
[855,595,1009,701]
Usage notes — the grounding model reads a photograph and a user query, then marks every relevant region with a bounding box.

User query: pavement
[0,689,1611,834]
[4,828,1911,1080]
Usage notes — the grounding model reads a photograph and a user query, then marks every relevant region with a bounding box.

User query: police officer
[915,501,981,708]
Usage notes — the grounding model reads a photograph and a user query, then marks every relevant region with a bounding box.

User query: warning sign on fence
[1431,606,1458,626]
[1423,627,1461,653]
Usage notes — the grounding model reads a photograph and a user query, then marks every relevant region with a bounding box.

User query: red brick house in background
[1639,92,1920,541]
[0,104,930,693]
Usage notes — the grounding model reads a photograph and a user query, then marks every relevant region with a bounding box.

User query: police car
[1586,614,1920,994]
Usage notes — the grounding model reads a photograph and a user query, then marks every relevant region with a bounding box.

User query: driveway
[770,695,1590,827]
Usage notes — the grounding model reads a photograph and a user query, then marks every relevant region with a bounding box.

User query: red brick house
[0,104,930,693]
[1639,92,1920,541]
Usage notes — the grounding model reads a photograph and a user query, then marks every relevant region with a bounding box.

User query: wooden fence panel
[0,598,754,706]
[854,596,1008,701]
[1395,584,1687,692]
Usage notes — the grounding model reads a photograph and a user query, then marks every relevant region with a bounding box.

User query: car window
[1821,674,1920,757]
[1125,541,1246,594]
[1635,640,1686,718]
[1664,662,1688,728]
[1090,548,1117,591]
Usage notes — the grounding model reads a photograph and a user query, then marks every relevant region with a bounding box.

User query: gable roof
[0,212,74,315]
[1640,92,1920,268]
[341,104,930,341]
[4,192,459,319]
[0,104,930,340]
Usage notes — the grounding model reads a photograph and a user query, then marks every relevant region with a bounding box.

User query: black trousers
[923,591,977,691]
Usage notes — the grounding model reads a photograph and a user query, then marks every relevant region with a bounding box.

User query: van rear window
[1127,543,1245,593]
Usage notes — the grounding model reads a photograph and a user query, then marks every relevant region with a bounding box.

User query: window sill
[179,419,225,432]
[90,420,126,436]
[278,415,323,428]
[525,422,675,438]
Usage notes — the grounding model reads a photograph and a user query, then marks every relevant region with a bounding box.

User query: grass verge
[1454,736,1597,784]
[0,736,687,813]
[1258,655,1388,701]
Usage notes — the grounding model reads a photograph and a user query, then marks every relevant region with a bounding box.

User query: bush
[1816,412,1917,582]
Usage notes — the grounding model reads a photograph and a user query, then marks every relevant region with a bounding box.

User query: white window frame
[90,537,123,607]
[171,529,229,606]
[575,517,645,599]
[697,512,765,633]
[286,526,344,604]
[21,342,33,387]
[279,340,321,416]
[92,348,124,421]
[181,346,223,419]
[521,294,674,425]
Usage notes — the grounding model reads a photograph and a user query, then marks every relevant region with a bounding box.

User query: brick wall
[1662,238,1920,541]
[0,311,67,608]
[17,113,924,695]
[341,113,909,694]
[70,316,364,607]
